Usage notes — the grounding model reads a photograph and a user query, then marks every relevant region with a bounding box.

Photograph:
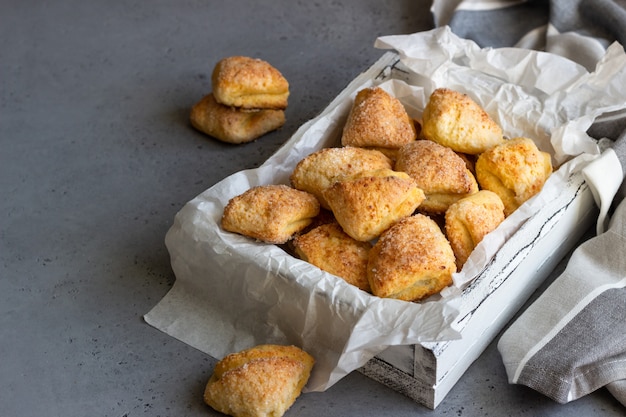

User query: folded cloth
[432,0,624,71]
[431,0,626,406]
[497,177,626,405]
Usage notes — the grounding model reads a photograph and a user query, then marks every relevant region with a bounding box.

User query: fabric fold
[497,197,626,405]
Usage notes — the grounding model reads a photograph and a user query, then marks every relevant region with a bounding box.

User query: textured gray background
[1,1,623,416]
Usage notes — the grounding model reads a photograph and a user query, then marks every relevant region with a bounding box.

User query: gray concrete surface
[1,1,623,416]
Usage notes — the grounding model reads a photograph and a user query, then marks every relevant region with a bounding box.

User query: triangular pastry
[367,214,456,301]
[396,139,479,214]
[204,344,314,417]
[422,88,504,154]
[290,146,393,210]
[322,169,425,242]
[475,137,552,216]
[341,87,417,150]
[212,56,289,110]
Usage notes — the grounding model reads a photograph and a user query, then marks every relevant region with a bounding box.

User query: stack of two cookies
[191,56,289,144]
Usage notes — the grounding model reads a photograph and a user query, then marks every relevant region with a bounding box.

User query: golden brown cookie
[341,87,417,150]
[290,146,393,210]
[212,56,289,110]
[190,93,286,144]
[395,140,479,214]
[367,214,456,301]
[293,222,372,292]
[445,190,505,270]
[221,184,320,244]
[422,88,504,154]
[322,169,425,242]
[204,344,314,417]
[475,137,553,216]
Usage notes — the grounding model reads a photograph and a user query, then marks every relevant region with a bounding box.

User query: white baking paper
[145,27,626,392]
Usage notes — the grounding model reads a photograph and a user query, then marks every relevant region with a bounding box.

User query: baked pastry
[222,184,320,244]
[212,56,289,110]
[290,146,393,210]
[190,93,286,144]
[422,88,504,154]
[341,87,417,151]
[475,137,553,216]
[322,169,425,242]
[445,190,505,270]
[293,222,372,292]
[395,140,479,214]
[367,214,456,301]
[204,344,314,417]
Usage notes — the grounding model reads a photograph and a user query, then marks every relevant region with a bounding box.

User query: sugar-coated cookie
[475,137,552,216]
[290,146,393,210]
[445,190,505,270]
[396,140,479,214]
[341,87,417,150]
[204,344,314,417]
[212,56,289,110]
[190,93,285,144]
[222,184,320,244]
[368,214,456,301]
[422,88,504,154]
[322,169,425,242]
[293,222,372,292]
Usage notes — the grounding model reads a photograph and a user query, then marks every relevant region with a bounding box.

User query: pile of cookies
[190,56,289,144]
[220,86,553,302]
